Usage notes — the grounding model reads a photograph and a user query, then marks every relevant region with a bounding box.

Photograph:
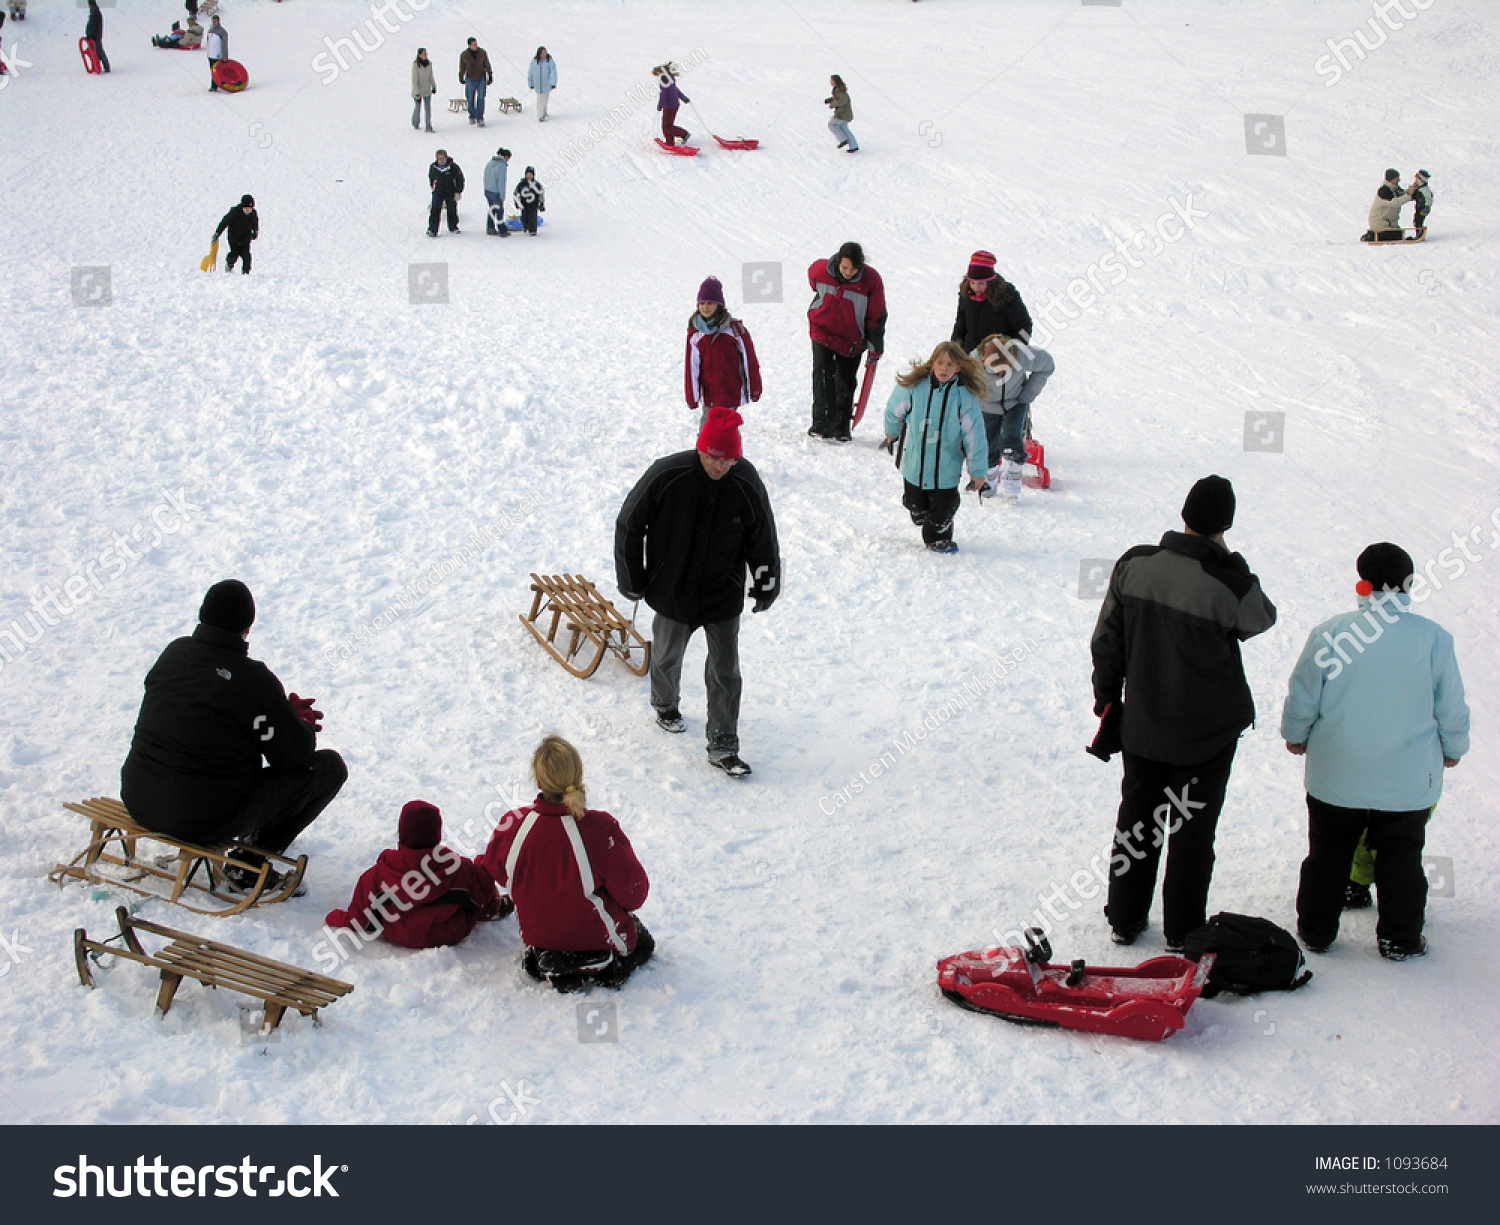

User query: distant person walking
[427,149,464,237]
[655,62,691,146]
[411,48,435,132]
[205,16,226,91]
[527,46,557,122]
[213,194,258,274]
[825,75,857,152]
[459,36,493,127]
[85,0,110,73]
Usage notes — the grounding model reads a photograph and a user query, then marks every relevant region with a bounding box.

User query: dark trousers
[1413,204,1430,233]
[520,202,539,234]
[225,240,251,273]
[215,750,348,857]
[429,193,458,233]
[93,39,110,71]
[650,613,742,758]
[525,921,656,991]
[981,405,1027,468]
[661,107,688,143]
[209,57,221,90]
[901,481,961,547]
[1105,741,1238,943]
[1297,796,1429,946]
[810,341,860,435]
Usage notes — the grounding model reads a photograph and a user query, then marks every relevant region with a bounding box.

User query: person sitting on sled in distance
[1362,168,1416,242]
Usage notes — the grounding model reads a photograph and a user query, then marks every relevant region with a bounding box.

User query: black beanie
[240,194,255,208]
[1181,475,1236,535]
[199,580,255,633]
[1357,542,1414,593]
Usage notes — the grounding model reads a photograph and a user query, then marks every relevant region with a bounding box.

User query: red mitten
[288,693,324,732]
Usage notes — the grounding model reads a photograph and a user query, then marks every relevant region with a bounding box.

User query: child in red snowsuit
[684,275,762,430]
[479,735,653,992]
[326,800,509,949]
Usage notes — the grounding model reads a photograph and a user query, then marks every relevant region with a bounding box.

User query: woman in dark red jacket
[684,275,762,429]
[480,736,653,992]
[326,800,508,949]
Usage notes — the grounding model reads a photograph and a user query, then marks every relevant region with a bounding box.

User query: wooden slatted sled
[75,907,352,1031]
[520,572,651,679]
[497,96,523,114]
[50,797,307,917]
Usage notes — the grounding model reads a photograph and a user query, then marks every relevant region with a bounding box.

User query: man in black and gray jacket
[1090,475,1276,951]
[121,580,346,889]
[615,408,780,778]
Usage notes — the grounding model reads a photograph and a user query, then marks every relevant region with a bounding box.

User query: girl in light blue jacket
[882,342,988,554]
[527,47,557,121]
[1282,543,1469,959]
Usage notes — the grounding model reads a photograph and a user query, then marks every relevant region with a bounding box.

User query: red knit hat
[697,407,743,459]
[398,800,442,849]
[966,249,998,281]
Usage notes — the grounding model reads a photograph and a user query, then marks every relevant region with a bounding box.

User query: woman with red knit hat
[326,800,509,950]
[951,250,1033,350]
[685,275,762,431]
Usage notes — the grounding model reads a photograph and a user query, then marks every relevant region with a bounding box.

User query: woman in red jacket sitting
[326,800,510,950]
[480,735,654,992]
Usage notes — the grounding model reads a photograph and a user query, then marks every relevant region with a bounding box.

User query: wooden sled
[75,906,352,1031]
[497,96,523,114]
[520,573,650,679]
[448,98,466,113]
[50,797,307,918]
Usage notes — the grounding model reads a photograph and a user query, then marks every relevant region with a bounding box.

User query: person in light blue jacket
[527,47,557,122]
[1282,542,1469,961]
[882,342,988,554]
[483,147,511,236]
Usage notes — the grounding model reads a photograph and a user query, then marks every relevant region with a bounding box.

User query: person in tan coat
[1362,169,1415,242]
[411,48,435,132]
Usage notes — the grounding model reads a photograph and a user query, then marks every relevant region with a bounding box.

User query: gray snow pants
[650,613,742,759]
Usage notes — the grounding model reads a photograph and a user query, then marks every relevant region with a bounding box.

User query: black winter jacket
[121,624,316,839]
[85,6,103,41]
[429,160,464,198]
[213,206,258,245]
[951,281,1033,349]
[1091,532,1276,765]
[615,450,781,628]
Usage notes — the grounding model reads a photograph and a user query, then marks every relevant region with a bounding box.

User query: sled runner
[850,354,880,428]
[79,37,101,74]
[937,929,1214,1042]
[75,906,353,1031]
[1023,437,1051,489]
[655,138,700,156]
[50,797,308,917]
[212,59,248,92]
[713,136,759,151]
[520,573,651,679]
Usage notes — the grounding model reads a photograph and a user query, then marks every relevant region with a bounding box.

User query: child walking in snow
[971,332,1054,501]
[325,801,511,950]
[512,166,544,235]
[883,341,988,554]
[212,193,258,273]
[655,63,690,146]
[479,736,654,993]
[685,276,762,429]
[825,75,857,152]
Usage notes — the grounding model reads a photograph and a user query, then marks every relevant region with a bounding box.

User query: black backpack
[1182,913,1313,998]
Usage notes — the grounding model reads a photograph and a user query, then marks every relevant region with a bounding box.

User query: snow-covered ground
[1,0,1495,1125]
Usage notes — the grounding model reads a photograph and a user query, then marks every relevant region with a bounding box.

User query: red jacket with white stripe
[685,315,762,408]
[806,256,887,358]
[478,798,649,953]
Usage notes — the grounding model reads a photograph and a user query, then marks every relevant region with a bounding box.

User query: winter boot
[1378,935,1428,961]
[977,465,1000,500]
[1343,881,1373,910]
[999,458,1024,500]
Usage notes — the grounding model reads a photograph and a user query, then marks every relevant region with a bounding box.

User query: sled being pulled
[655,139,700,157]
[937,929,1214,1042]
[520,573,651,679]
[50,797,308,917]
[713,136,759,151]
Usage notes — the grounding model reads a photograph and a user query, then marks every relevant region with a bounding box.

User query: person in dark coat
[326,801,509,950]
[480,736,653,992]
[212,194,258,273]
[120,580,347,889]
[512,166,544,236]
[805,241,887,441]
[951,250,1032,348]
[1090,476,1277,951]
[615,409,781,777]
[427,149,464,236]
[85,1,110,73]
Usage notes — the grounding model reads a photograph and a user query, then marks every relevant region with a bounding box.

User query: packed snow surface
[1,0,1495,1124]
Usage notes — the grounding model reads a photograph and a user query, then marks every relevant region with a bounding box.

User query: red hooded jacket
[326,844,502,949]
[685,316,763,409]
[806,256,887,358]
[478,798,648,953]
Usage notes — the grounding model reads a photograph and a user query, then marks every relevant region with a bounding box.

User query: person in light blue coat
[527,47,557,122]
[882,341,988,554]
[1282,543,1469,961]
[483,147,511,236]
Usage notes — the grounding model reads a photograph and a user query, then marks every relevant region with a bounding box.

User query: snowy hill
[0,0,1495,1124]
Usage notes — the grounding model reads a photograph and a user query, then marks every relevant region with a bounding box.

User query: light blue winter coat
[883,375,987,490]
[483,155,509,196]
[1280,593,1469,810]
[527,56,557,94]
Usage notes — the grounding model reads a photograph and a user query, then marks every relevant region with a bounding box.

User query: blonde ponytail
[533,734,587,817]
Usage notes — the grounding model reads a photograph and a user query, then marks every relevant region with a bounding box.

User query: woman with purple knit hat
[685,276,762,430]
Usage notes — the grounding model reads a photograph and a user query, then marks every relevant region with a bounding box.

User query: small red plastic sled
[1023,437,1051,489]
[213,59,248,92]
[654,138,699,156]
[850,354,880,428]
[713,136,759,151]
[937,930,1214,1042]
[79,37,102,74]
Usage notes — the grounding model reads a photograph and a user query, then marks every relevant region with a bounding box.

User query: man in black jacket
[1090,476,1276,950]
[615,409,781,777]
[213,194,258,273]
[84,1,110,72]
[121,580,347,887]
[427,150,464,236]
